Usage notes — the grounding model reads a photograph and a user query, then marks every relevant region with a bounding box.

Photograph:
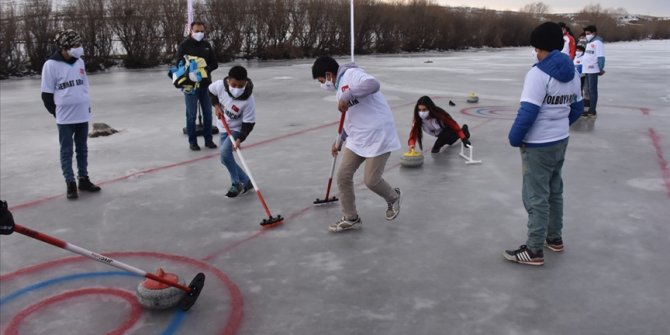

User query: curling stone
[400,149,424,168]
[136,268,185,310]
[467,92,479,103]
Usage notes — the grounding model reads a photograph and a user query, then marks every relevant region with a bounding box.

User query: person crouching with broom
[209,66,256,198]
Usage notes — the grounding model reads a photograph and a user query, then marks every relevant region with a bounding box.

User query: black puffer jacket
[175,37,218,87]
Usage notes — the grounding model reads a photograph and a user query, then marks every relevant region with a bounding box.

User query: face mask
[531,49,539,64]
[585,34,594,41]
[576,51,584,57]
[192,32,205,41]
[320,74,336,91]
[68,47,84,59]
[229,87,245,98]
[320,81,335,91]
[418,111,429,119]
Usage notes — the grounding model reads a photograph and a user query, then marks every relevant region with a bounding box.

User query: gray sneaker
[385,188,402,220]
[329,216,362,233]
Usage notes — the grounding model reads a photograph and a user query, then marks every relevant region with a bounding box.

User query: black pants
[432,128,460,153]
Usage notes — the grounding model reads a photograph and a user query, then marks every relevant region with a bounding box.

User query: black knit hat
[530,22,564,52]
[54,30,82,49]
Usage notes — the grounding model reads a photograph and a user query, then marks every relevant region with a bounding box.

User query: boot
[78,176,101,192]
[462,124,470,139]
[66,181,78,200]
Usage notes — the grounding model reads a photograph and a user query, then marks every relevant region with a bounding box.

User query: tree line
[1,0,669,78]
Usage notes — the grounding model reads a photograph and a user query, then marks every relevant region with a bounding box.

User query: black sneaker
[240,181,253,195]
[66,181,78,200]
[503,245,544,266]
[205,142,218,149]
[544,237,564,252]
[225,184,241,198]
[190,143,201,151]
[78,176,101,192]
[462,124,470,139]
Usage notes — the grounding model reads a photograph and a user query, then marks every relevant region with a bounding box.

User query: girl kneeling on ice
[408,96,471,153]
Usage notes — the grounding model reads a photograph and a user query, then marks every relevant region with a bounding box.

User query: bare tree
[521,2,550,15]
[161,0,187,63]
[22,0,59,72]
[61,0,115,72]
[0,2,26,77]
[108,0,164,68]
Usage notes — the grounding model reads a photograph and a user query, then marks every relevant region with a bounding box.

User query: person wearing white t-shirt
[312,56,402,233]
[209,66,255,198]
[504,22,583,266]
[41,30,101,200]
[580,25,605,117]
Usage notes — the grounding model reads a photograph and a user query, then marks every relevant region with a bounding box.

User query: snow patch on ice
[626,178,666,192]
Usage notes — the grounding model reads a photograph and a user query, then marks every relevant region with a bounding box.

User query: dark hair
[410,96,454,150]
[530,22,564,52]
[191,21,205,29]
[584,25,597,33]
[558,22,573,36]
[312,56,339,79]
[576,44,585,51]
[228,65,248,81]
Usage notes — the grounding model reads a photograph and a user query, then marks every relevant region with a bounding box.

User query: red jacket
[408,112,465,148]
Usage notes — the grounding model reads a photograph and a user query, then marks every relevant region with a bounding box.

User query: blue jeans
[520,138,569,252]
[585,73,599,113]
[58,122,89,182]
[219,131,249,186]
[184,86,213,145]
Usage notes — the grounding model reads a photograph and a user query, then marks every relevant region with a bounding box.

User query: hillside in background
[1,0,668,78]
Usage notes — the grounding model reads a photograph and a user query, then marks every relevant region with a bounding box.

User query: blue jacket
[509,50,584,147]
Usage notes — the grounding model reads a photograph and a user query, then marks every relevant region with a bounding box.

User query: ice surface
[1,40,669,334]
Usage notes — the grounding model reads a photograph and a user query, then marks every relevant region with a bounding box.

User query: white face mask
[418,111,429,119]
[229,86,245,98]
[68,47,84,59]
[192,32,205,42]
[320,73,336,91]
[585,34,594,42]
[576,51,584,57]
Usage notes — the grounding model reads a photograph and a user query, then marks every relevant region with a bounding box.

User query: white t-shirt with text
[40,58,91,124]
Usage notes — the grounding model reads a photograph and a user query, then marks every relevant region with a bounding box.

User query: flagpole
[350,0,355,63]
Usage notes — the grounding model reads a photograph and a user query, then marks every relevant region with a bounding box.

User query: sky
[434,0,670,17]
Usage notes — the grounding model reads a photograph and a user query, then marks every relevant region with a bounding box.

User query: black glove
[462,138,471,148]
[0,200,15,235]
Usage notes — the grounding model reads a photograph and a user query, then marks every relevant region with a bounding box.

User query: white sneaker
[329,216,362,233]
[385,188,401,220]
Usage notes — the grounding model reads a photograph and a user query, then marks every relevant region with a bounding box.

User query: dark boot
[66,181,78,199]
[78,176,101,192]
[462,124,470,139]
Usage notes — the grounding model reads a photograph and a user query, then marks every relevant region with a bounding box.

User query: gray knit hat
[54,30,82,49]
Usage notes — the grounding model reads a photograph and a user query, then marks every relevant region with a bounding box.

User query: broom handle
[14,224,192,292]
[215,105,274,218]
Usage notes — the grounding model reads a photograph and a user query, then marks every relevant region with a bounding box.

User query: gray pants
[337,147,397,220]
[521,138,569,252]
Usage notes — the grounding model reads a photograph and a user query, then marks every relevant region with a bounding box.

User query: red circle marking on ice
[4,288,142,335]
[0,252,244,335]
